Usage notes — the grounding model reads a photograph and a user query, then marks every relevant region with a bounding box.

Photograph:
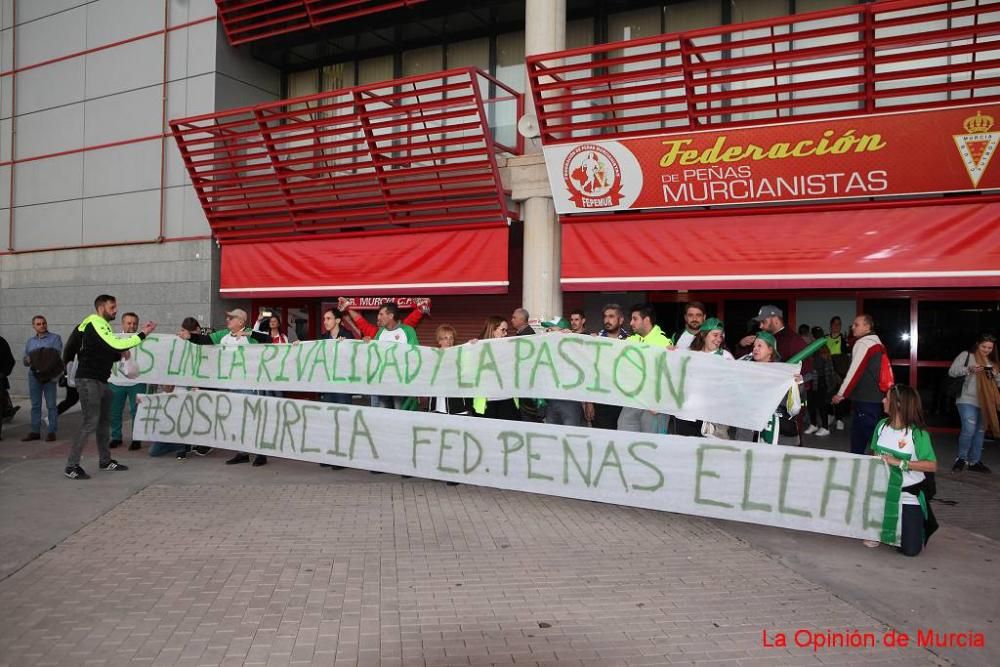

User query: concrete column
[520,0,566,323]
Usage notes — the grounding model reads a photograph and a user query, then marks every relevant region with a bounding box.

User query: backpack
[875,344,895,393]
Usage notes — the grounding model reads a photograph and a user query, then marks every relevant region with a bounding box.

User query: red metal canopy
[170,67,520,244]
[526,0,1000,144]
[216,0,427,46]
[561,198,1000,291]
[220,224,509,297]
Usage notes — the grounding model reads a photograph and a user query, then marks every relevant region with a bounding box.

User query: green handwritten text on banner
[134,391,892,544]
[127,335,798,431]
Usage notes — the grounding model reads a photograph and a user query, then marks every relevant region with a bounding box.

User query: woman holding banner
[676,318,734,438]
[735,332,801,445]
[869,385,938,556]
[471,317,520,421]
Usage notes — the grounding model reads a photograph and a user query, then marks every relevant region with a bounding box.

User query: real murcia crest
[953,111,999,187]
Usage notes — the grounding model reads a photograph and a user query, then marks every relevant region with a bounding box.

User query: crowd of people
[2,293,998,557]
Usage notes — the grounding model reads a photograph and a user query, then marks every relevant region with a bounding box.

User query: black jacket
[75,317,146,383]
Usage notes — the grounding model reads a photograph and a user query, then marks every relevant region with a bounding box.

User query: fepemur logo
[562,144,623,208]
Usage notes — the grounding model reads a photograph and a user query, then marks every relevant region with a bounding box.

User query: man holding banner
[617,304,673,434]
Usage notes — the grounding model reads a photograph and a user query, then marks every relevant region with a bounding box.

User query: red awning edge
[221,226,509,297]
[561,202,1000,291]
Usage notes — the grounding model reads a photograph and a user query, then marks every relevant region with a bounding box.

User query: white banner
[126,334,798,431]
[134,391,893,544]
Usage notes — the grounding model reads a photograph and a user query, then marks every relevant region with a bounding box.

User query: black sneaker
[99,460,129,472]
[952,458,968,473]
[968,461,992,474]
[109,439,123,449]
[251,455,268,467]
[64,465,90,480]
[192,446,212,456]
[128,441,142,451]
[176,451,188,460]
[226,453,250,465]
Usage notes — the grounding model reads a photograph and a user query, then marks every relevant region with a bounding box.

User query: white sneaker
[815,427,830,436]
[836,419,845,430]
[804,424,819,435]
[862,539,880,548]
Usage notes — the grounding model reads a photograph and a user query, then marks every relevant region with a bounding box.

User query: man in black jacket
[65,295,156,480]
[0,335,16,437]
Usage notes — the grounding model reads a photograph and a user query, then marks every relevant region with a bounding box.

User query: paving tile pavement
[0,475,947,667]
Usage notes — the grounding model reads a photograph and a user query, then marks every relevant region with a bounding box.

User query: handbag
[944,352,970,400]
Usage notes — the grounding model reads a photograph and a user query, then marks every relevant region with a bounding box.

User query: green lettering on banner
[329,340,347,383]
[349,411,379,460]
[526,433,556,481]
[347,340,362,382]
[428,348,446,385]
[193,393,213,436]
[296,341,320,382]
[379,346,404,384]
[256,399,278,451]
[300,404,322,454]
[256,346,278,383]
[556,338,586,389]
[499,431,524,476]
[512,338,536,390]
[778,453,824,518]
[325,406,351,458]
[695,444,738,508]
[216,346,231,380]
[475,344,503,389]
[176,394,195,438]
[213,393,232,442]
[437,429,461,474]
[412,426,435,468]
[136,337,156,375]
[654,353,689,409]
[194,345,211,379]
[366,344,383,384]
[562,435,593,486]
[275,345,293,382]
[161,394,178,436]
[404,346,422,384]
[627,442,664,492]
[862,458,888,529]
[230,346,248,380]
[165,338,182,377]
[279,400,302,451]
[741,449,772,513]
[462,432,483,474]
[529,341,560,390]
[820,457,861,525]
[455,345,475,388]
[594,442,628,491]
[241,396,263,444]
[583,338,613,395]
[613,346,646,398]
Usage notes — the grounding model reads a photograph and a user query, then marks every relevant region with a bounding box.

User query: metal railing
[526,0,1000,143]
[170,67,522,242]
[216,0,427,46]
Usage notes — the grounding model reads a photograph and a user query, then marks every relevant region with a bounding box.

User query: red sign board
[543,104,1000,213]
[340,297,430,311]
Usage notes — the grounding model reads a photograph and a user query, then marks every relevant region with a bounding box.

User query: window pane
[402,45,443,76]
[665,0,722,32]
[863,299,910,359]
[917,300,1000,361]
[917,366,961,428]
[722,299,790,356]
[358,55,394,85]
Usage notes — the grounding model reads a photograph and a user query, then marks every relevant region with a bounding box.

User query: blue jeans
[850,400,883,455]
[956,402,985,464]
[28,374,58,433]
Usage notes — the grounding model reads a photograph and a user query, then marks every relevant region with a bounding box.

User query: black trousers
[591,403,622,430]
[900,504,925,557]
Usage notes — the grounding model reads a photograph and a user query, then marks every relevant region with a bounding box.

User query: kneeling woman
[870,384,938,556]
